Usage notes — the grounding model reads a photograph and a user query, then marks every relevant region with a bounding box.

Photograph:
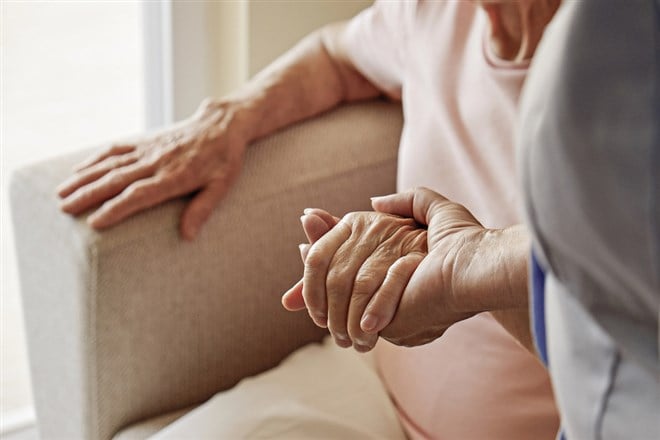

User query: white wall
[168,0,371,120]
[247,0,371,76]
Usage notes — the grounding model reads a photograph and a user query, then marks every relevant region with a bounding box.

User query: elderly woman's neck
[481,0,561,62]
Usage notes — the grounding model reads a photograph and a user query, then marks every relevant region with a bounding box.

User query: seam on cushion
[594,350,620,440]
[88,244,101,439]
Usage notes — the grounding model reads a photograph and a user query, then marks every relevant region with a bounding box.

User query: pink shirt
[344,1,559,438]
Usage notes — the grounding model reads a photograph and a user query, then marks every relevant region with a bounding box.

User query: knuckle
[342,212,359,225]
[372,214,392,229]
[326,266,350,293]
[304,250,326,272]
[386,263,409,285]
[103,169,125,186]
[353,270,379,296]
[110,143,133,154]
[124,183,148,200]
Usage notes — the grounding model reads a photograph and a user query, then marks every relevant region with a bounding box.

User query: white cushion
[149,337,405,439]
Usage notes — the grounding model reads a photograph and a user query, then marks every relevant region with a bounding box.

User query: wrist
[449,225,530,314]
[193,95,258,147]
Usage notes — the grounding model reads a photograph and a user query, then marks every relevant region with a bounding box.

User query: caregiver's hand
[57,99,248,240]
[301,209,428,352]
[371,188,530,348]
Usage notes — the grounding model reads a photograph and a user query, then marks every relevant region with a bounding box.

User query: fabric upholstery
[10,101,403,440]
[113,408,194,440]
[145,336,405,439]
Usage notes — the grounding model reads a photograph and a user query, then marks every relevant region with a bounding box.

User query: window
[1,1,145,433]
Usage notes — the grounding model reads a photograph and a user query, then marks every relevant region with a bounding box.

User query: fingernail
[353,343,371,353]
[300,215,308,224]
[303,208,313,215]
[315,314,327,328]
[370,196,385,201]
[334,334,352,348]
[361,313,379,333]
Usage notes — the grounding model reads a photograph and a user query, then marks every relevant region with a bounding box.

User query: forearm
[221,22,382,144]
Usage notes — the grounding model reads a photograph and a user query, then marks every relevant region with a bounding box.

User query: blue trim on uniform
[531,250,549,366]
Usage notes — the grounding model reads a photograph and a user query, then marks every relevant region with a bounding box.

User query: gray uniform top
[519,1,659,439]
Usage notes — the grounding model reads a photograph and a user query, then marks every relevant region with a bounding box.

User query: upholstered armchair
[10,101,403,439]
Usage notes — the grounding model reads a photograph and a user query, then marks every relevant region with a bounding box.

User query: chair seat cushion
[119,336,405,439]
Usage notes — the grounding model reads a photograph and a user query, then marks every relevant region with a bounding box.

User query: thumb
[371,187,449,226]
[282,279,306,311]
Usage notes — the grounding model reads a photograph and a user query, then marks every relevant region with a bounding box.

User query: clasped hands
[282,187,486,352]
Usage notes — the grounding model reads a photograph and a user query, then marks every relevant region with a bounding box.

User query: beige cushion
[146,337,404,440]
[113,408,194,440]
[10,101,402,439]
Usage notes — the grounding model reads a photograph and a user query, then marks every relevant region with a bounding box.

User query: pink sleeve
[342,0,412,99]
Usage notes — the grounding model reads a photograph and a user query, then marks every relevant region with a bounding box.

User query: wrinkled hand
[57,99,247,240]
[284,187,498,352]
[371,188,492,347]
[291,208,429,352]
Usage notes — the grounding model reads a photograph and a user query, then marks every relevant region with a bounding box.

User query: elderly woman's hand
[56,98,248,240]
[297,208,428,351]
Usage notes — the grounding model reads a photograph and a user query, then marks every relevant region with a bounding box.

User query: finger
[302,221,351,329]
[179,182,230,240]
[74,144,136,172]
[360,252,424,334]
[87,175,181,229]
[281,279,306,311]
[283,213,333,313]
[346,253,397,352]
[299,243,311,261]
[60,163,154,215]
[371,187,450,226]
[303,208,340,226]
[57,153,139,198]
[324,224,382,347]
[283,212,338,314]
[301,214,334,244]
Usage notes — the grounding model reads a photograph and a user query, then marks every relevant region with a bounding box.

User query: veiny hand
[298,208,428,352]
[57,99,248,240]
[371,188,493,347]
[288,187,503,352]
